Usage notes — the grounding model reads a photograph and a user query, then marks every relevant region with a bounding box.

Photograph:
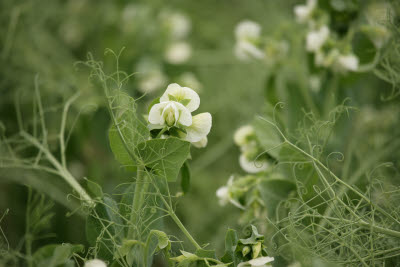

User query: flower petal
[185,112,212,142]
[192,136,208,148]
[239,154,268,173]
[175,101,192,126]
[248,256,275,266]
[148,102,168,125]
[160,83,200,112]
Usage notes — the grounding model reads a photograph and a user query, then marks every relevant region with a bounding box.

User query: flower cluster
[234,20,289,64]
[294,0,392,73]
[121,7,199,94]
[148,83,212,148]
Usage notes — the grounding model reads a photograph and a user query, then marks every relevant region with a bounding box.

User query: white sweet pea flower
[238,257,274,267]
[138,70,167,93]
[294,0,317,23]
[84,259,107,267]
[161,11,191,40]
[165,41,192,64]
[335,54,359,72]
[235,20,261,41]
[216,185,230,206]
[306,25,329,52]
[234,125,255,146]
[192,137,208,148]
[185,113,212,143]
[160,83,200,112]
[148,101,192,127]
[239,154,268,174]
[234,41,265,61]
[178,72,202,92]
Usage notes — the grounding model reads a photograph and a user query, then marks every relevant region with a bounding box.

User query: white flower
[185,113,212,143]
[234,125,255,146]
[192,137,208,148]
[162,12,191,40]
[160,83,200,112]
[235,20,261,41]
[239,154,268,173]
[309,75,321,92]
[234,41,265,61]
[294,0,317,23]
[216,185,230,206]
[84,259,107,267]
[178,72,202,92]
[238,257,275,267]
[165,42,192,64]
[306,25,329,52]
[336,54,359,71]
[138,70,167,93]
[148,101,192,127]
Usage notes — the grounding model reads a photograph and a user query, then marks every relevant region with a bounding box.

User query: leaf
[239,225,264,245]
[195,248,217,259]
[221,229,239,265]
[137,137,191,182]
[258,178,296,219]
[180,161,191,194]
[86,178,103,198]
[108,91,150,171]
[32,243,83,267]
[86,196,123,261]
[253,116,282,159]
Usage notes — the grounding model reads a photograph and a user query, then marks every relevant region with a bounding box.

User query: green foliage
[32,244,83,267]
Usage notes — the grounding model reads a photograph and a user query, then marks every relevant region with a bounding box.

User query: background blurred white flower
[336,54,359,72]
[234,125,255,146]
[84,259,107,267]
[161,11,191,40]
[165,42,192,64]
[294,0,317,23]
[178,72,202,92]
[235,20,261,41]
[239,154,268,173]
[237,256,274,267]
[306,26,329,52]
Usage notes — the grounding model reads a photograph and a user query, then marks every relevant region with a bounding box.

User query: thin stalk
[128,166,150,239]
[21,132,93,205]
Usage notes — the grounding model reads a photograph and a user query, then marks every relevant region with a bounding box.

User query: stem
[168,210,201,250]
[128,166,149,238]
[21,132,93,205]
[25,188,33,267]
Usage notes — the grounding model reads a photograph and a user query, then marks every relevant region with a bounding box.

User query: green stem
[128,166,149,239]
[21,132,93,206]
[168,210,202,250]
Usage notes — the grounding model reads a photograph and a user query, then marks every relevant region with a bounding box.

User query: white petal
[337,54,359,71]
[148,102,168,125]
[161,83,200,112]
[239,154,268,173]
[174,101,192,126]
[84,259,107,267]
[185,112,212,142]
[192,136,208,148]
[235,41,265,61]
[234,125,254,146]
[164,42,192,64]
[235,20,261,40]
[248,257,274,266]
[306,26,329,52]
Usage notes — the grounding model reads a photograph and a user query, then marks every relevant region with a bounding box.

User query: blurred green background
[1,0,399,263]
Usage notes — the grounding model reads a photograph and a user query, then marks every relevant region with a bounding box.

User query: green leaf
[258,178,296,219]
[221,229,239,265]
[253,116,282,159]
[180,161,191,194]
[85,178,103,198]
[137,137,191,182]
[32,243,83,267]
[108,91,150,171]
[86,196,123,261]
[239,225,264,245]
[195,248,217,259]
